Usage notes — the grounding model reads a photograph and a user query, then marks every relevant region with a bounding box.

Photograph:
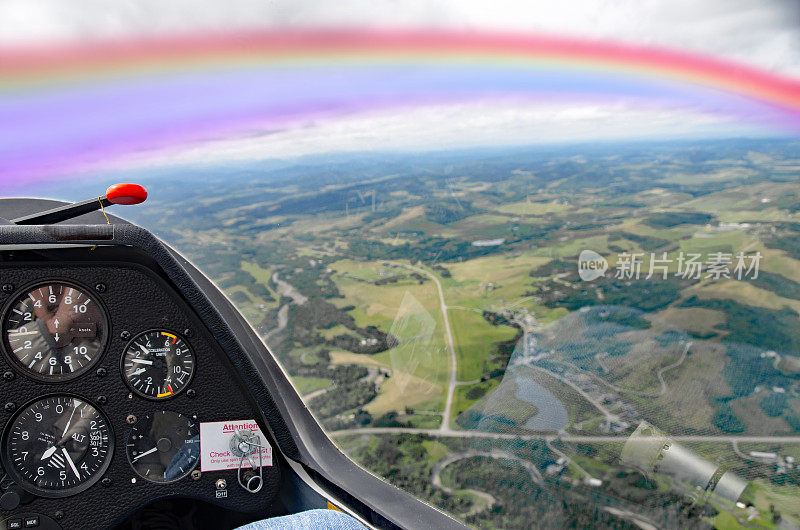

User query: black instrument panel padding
[0,219,466,530]
[0,262,280,529]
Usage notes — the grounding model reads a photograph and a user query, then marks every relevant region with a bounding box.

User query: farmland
[125,138,800,528]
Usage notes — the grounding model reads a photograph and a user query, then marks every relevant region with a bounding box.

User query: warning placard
[199,420,273,472]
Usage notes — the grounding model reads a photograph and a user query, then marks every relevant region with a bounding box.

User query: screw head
[186,389,196,399]
[101,477,112,487]
[3,371,14,382]
[126,414,137,424]
[95,283,107,293]
[96,367,107,378]
[120,330,131,340]
[183,329,193,338]
[4,402,15,413]
[191,470,201,481]
[1,284,13,294]
[96,395,108,405]
[54,510,64,520]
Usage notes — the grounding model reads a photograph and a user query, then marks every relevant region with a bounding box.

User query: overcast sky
[131,102,771,169]
[1,1,797,170]
[2,0,797,74]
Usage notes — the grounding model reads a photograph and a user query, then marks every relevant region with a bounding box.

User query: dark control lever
[10,183,147,225]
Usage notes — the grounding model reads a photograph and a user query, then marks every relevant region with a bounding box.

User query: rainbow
[1,30,799,188]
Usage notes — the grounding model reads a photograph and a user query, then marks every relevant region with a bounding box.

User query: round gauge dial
[121,330,196,400]
[126,411,200,483]
[2,282,109,381]
[1,395,114,498]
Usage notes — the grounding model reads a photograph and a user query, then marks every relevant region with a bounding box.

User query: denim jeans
[236,509,367,530]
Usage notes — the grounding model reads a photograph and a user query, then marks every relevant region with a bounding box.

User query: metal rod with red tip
[11,183,148,225]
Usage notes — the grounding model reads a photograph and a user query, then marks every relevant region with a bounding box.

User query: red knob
[105,183,148,205]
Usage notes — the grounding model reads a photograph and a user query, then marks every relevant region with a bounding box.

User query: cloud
[0,0,798,75]
[1,1,794,174]
[116,99,768,169]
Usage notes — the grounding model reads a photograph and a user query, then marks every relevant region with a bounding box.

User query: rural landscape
[117,138,800,528]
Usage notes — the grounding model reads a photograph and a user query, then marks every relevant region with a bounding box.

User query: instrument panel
[0,258,280,529]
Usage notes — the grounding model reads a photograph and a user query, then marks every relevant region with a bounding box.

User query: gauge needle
[41,446,57,460]
[131,359,153,365]
[132,447,158,462]
[62,399,80,438]
[62,447,81,479]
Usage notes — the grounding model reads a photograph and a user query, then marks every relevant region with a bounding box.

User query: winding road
[430,449,545,515]
[654,341,692,396]
[554,339,692,401]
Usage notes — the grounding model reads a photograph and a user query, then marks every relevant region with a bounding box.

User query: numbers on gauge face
[126,411,200,483]
[122,330,196,400]
[1,396,114,497]
[2,282,108,381]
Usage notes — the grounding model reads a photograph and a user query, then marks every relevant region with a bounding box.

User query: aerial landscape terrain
[112,138,800,528]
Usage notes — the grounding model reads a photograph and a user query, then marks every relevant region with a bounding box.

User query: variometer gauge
[0,395,114,498]
[121,330,196,400]
[1,281,109,381]
[126,411,200,483]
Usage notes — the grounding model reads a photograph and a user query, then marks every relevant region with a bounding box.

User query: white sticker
[199,420,273,472]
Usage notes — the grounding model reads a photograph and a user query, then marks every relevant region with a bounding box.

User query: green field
[292,376,332,394]
[450,309,518,381]
[131,139,800,529]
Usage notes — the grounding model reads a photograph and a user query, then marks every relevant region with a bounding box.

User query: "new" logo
[578,250,608,281]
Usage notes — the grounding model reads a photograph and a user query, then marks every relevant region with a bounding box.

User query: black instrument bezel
[119,329,197,401]
[0,393,116,499]
[0,279,111,383]
[124,410,200,483]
